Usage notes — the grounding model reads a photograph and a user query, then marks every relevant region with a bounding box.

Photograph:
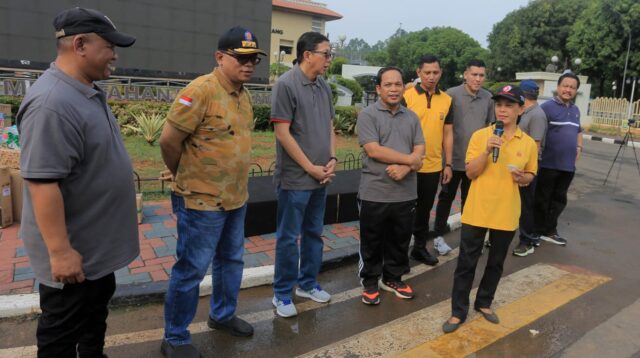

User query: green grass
[587,124,621,137]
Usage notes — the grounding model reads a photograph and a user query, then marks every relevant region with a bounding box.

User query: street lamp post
[550,55,582,73]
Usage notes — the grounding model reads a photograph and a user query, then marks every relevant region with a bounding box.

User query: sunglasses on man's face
[225,52,261,65]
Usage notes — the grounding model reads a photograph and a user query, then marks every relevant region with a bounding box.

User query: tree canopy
[366,27,488,89]
[567,0,640,96]
[487,0,590,82]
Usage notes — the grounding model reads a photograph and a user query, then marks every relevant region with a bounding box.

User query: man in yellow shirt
[402,55,452,266]
[443,85,538,333]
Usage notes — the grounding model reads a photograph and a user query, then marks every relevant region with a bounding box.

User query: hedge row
[1,96,359,135]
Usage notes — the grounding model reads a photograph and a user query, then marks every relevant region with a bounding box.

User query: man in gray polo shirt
[513,79,547,257]
[432,59,494,255]
[270,32,336,318]
[16,8,138,357]
[357,67,425,305]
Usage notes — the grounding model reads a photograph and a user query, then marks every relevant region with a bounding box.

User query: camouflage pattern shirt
[167,68,253,211]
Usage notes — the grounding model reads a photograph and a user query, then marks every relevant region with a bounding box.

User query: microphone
[492,120,504,163]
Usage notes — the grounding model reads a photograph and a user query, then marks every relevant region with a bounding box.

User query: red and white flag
[178,95,193,107]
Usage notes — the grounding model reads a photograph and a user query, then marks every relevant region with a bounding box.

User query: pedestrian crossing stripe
[399,269,610,357]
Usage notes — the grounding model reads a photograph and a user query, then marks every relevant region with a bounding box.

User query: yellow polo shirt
[403,85,452,173]
[461,125,538,231]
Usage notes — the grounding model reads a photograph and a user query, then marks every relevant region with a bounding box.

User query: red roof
[272,0,343,21]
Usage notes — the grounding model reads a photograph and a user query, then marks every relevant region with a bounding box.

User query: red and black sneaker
[380,279,414,299]
[361,288,381,305]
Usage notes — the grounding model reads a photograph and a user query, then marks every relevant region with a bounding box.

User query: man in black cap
[158,26,265,358]
[16,7,138,358]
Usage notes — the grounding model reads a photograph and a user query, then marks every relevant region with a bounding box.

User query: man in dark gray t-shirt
[16,8,138,357]
[432,59,494,255]
[357,67,425,305]
[513,80,547,257]
[269,32,336,318]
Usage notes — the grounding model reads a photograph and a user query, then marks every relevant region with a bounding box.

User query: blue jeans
[164,193,246,345]
[273,187,327,300]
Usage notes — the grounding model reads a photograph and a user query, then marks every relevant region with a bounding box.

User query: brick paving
[0,196,461,296]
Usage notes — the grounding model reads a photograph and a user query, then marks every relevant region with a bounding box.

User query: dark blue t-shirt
[539,97,581,172]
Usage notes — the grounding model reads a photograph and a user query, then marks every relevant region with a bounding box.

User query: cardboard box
[136,193,143,224]
[0,166,13,228]
[0,103,12,127]
[9,168,22,222]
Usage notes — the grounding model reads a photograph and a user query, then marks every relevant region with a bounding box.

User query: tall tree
[366,27,488,89]
[487,0,590,81]
[567,0,640,97]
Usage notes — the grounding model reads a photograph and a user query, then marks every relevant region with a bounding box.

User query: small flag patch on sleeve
[179,95,193,107]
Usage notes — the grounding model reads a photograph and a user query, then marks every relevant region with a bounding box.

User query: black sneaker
[207,315,254,337]
[160,340,201,358]
[540,233,567,246]
[361,287,381,305]
[512,242,535,257]
[410,247,439,266]
[380,279,414,299]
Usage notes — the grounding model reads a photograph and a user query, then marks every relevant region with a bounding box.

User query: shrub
[253,104,272,131]
[125,112,166,145]
[336,76,364,105]
[0,96,24,119]
[333,106,359,136]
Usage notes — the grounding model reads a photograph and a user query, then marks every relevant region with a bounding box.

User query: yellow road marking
[398,271,610,358]
[299,263,570,358]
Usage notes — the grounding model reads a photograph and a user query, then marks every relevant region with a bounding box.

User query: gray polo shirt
[357,100,425,202]
[518,102,547,160]
[446,84,494,171]
[17,63,139,289]
[271,65,335,190]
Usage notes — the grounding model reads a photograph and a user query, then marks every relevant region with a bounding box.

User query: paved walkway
[0,197,461,297]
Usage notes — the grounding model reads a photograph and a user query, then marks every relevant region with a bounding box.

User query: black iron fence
[134,153,364,195]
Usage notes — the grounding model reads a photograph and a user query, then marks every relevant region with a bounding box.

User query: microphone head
[495,120,504,129]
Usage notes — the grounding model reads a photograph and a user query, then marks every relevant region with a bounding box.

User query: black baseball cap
[492,84,525,105]
[218,26,266,56]
[53,7,136,47]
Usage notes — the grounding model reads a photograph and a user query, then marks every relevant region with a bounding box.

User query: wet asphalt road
[1,139,639,358]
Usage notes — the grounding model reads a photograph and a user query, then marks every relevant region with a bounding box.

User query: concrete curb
[0,214,462,318]
[583,133,640,148]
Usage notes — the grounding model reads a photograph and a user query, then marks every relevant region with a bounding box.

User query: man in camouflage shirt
[158,26,265,358]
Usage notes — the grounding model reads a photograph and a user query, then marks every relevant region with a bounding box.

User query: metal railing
[133,153,364,195]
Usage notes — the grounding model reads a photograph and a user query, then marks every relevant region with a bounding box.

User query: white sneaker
[272,296,297,318]
[434,236,452,256]
[295,284,331,303]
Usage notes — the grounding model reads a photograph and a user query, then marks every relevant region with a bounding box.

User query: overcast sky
[323,0,531,48]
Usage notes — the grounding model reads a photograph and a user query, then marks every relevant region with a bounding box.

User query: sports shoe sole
[539,235,567,246]
[272,297,297,318]
[379,280,414,299]
[361,295,380,305]
[513,247,534,257]
[295,288,330,303]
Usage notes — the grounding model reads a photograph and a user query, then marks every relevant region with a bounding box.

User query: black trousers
[37,273,116,358]
[412,171,442,247]
[451,224,514,320]
[358,199,416,288]
[533,168,575,235]
[518,176,538,245]
[434,170,470,236]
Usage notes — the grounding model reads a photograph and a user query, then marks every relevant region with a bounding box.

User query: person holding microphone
[442,85,538,333]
